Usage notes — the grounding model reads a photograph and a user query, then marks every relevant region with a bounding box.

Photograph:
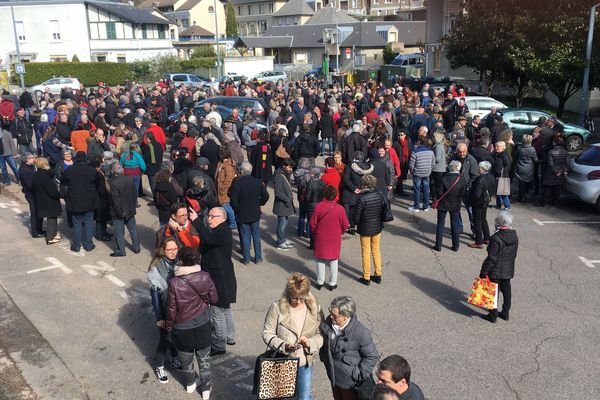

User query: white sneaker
[422,208,429,212]
[407,206,420,213]
[201,389,211,400]
[186,381,197,394]
[284,240,296,246]
[155,367,168,384]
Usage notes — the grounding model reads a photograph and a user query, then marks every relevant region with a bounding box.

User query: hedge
[11,62,133,87]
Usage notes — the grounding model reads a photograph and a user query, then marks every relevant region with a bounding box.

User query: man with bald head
[452,143,479,235]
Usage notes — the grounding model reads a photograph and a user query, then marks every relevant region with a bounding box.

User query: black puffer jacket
[305,178,326,216]
[353,188,384,236]
[542,145,569,186]
[479,228,518,280]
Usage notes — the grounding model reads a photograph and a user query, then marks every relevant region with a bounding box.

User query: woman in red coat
[309,185,349,291]
[321,157,342,202]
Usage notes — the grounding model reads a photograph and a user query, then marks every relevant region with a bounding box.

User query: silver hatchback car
[564,143,600,212]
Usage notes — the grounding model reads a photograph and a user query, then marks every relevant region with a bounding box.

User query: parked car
[31,77,81,95]
[219,74,246,86]
[565,143,600,211]
[168,105,233,126]
[162,73,218,89]
[460,96,508,120]
[196,96,268,124]
[390,53,425,68]
[254,71,287,84]
[481,108,589,151]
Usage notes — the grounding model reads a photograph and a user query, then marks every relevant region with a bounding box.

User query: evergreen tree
[225,0,239,38]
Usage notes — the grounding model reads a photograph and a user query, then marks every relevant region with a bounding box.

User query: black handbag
[252,337,300,399]
[380,193,394,222]
[354,375,376,400]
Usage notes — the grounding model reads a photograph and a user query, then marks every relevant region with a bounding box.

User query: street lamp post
[10,0,25,91]
[579,3,600,126]
[213,0,221,81]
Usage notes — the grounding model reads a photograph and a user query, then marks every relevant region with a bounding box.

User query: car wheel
[566,135,583,151]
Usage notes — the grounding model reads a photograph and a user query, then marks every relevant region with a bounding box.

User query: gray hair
[329,296,356,318]
[297,157,311,170]
[495,211,513,227]
[352,123,362,132]
[448,160,462,172]
[161,160,174,172]
[479,161,492,173]
[192,176,205,188]
[102,151,114,161]
[237,161,253,176]
[112,163,124,175]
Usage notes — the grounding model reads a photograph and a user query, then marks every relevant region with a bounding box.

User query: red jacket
[365,110,379,125]
[321,168,342,201]
[145,124,166,150]
[0,100,14,120]
[387,148,401,178]
[310,200,349,260]
[180,136,197,164]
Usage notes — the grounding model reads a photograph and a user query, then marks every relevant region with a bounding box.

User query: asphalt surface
[0,177,599,400]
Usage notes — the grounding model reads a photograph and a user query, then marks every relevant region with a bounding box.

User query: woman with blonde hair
[262,272,324,400]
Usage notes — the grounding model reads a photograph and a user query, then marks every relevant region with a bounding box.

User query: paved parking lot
[0,181,599,400]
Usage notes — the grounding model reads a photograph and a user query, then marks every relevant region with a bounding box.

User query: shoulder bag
[379,192,394,222]
[252,337,300,399]
[432,175,461,209]
[496,168,511,196]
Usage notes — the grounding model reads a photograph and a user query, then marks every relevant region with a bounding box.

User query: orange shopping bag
[467,277,499,310]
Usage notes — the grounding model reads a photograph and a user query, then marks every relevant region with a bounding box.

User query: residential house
[232,0,287,36]
[0,0,173,63]
[138,0,226,39]
[326,0,425,18]
[271,0,314,27]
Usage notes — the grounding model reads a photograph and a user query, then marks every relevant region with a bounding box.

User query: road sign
[345,47,351,59]
[15,63,25,74]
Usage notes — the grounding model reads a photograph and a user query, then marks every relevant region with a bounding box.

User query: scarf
[149,141,156,164]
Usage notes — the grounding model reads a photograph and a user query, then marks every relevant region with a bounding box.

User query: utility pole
[213,0,221,81]
[10,0,25,91]
[579,3,600,126]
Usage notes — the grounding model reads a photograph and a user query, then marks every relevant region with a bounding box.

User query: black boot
[498,310,509,321]
[480,311,497,323]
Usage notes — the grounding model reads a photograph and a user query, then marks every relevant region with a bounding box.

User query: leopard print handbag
[253,338,300,399]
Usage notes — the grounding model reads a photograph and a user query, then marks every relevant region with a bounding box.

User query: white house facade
[0,0,174,64]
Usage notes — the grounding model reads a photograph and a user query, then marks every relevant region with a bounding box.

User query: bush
[383,44,396,65]
[11,62,132,86]
[180,57,217,70]
[149,54,182,78]
[129,61,152,82]
[71,55,80,62]
[191,46,216,59]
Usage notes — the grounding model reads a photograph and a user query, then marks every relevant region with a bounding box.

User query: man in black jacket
[185,157,216,195]
[62,151,101,252]
[109,163,140,257]
[141,131,164,198]
[342,124,368,164]
[479,211,518,323]
[452,143,480,235]
[229,161,269,265]
[190,206,237,356]
[10,108,34,156]
[18,152,44,237]
[292,125,319,165]
[434,160,467,252]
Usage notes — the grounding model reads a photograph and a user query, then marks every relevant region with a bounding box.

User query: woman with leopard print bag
[259,273,324,400]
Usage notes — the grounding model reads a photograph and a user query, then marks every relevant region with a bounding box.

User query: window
[351,0,357,9]
[15,21,25,41]
[50,55,68,62]
[260,21,267,32]
[158,25,166,39]
[170,28,175,39]
[181,19,190,29]
[50,20,61,40]
[269,3,274,13]
[106,22,116,39]
[477,99,504,111]
[433,47,441,71]
[238,6,242,15]
[528,112,548,126]
[247,5,251,15]
[508,111,529,125]
[373,0,379,4]
[172,75,188,82]
[117,55,126,63]
[97,55,107,62]
[385,0,392,3]
[142,23,148,39]
[575,146,600,166]
[208,6,214,13]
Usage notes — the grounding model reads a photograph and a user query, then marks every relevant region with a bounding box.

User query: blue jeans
[0,155,19,183]
[238,220,262,263]
[496,195,511,209]
[297,365,313,400]
[297,203,309,237]
[457,203,474,234]
[276,216,288,246]
[210,306,236,352]
[72,211,94,250]
[113,216,140,255]
[435,209,461,250]
[412,175,430,209]
[223,202,237,229]
[132,175,141,202]
[321,137,334,155]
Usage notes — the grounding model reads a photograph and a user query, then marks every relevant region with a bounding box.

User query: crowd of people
[0,74,531,398]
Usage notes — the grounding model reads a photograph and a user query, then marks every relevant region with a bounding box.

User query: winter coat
[437,172,466,212]
[32,169,61,218]
[216,158,237,204]
[305,178,326,216]
[141,140,164,176]
[491,151,510,178]
[273,168,296,216]
[432,143,447,173]
[371,158,392,197]
[542,145,569,186]
[310,200,348,260]
[10,116,33,145]
[199,139,220,177]
[342,162,373,206]
[409,145,435,177]
[320,113,335,138]
[192,219,237,307]
[321,168,342,202]
[0,129,18,157]
[514,144,538,183]
[95,171,111,223]
[293,132,320,160]
[479,228,518,280]
[87,139,110,158]
[61,161,101,213]
[342,132,368,164]
[470,146,493,164]
[250,142,273,182]
[262,294,324,367]
[353,188,385,237]
[229,174,269,223]
[109,175,137,220]
[154,180,180,223]
[320,315,378,390]
[185,167,216,195]
[454,153,480,188]
[166,266,218,330]
[470,173,495,208]
[241,123,258,147]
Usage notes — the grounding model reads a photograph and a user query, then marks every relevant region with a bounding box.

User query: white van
[390,53,425,68]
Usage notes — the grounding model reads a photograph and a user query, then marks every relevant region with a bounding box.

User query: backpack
[251,127,259,141]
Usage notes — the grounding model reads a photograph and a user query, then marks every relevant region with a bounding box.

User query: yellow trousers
[360,233,382,280]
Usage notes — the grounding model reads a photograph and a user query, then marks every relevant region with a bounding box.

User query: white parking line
[105,275,127,287]
[533,219,600,226]
[578,256,599,268]
[27,257,73,274]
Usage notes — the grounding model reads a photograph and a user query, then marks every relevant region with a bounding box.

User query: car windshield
[575,146,600,166]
